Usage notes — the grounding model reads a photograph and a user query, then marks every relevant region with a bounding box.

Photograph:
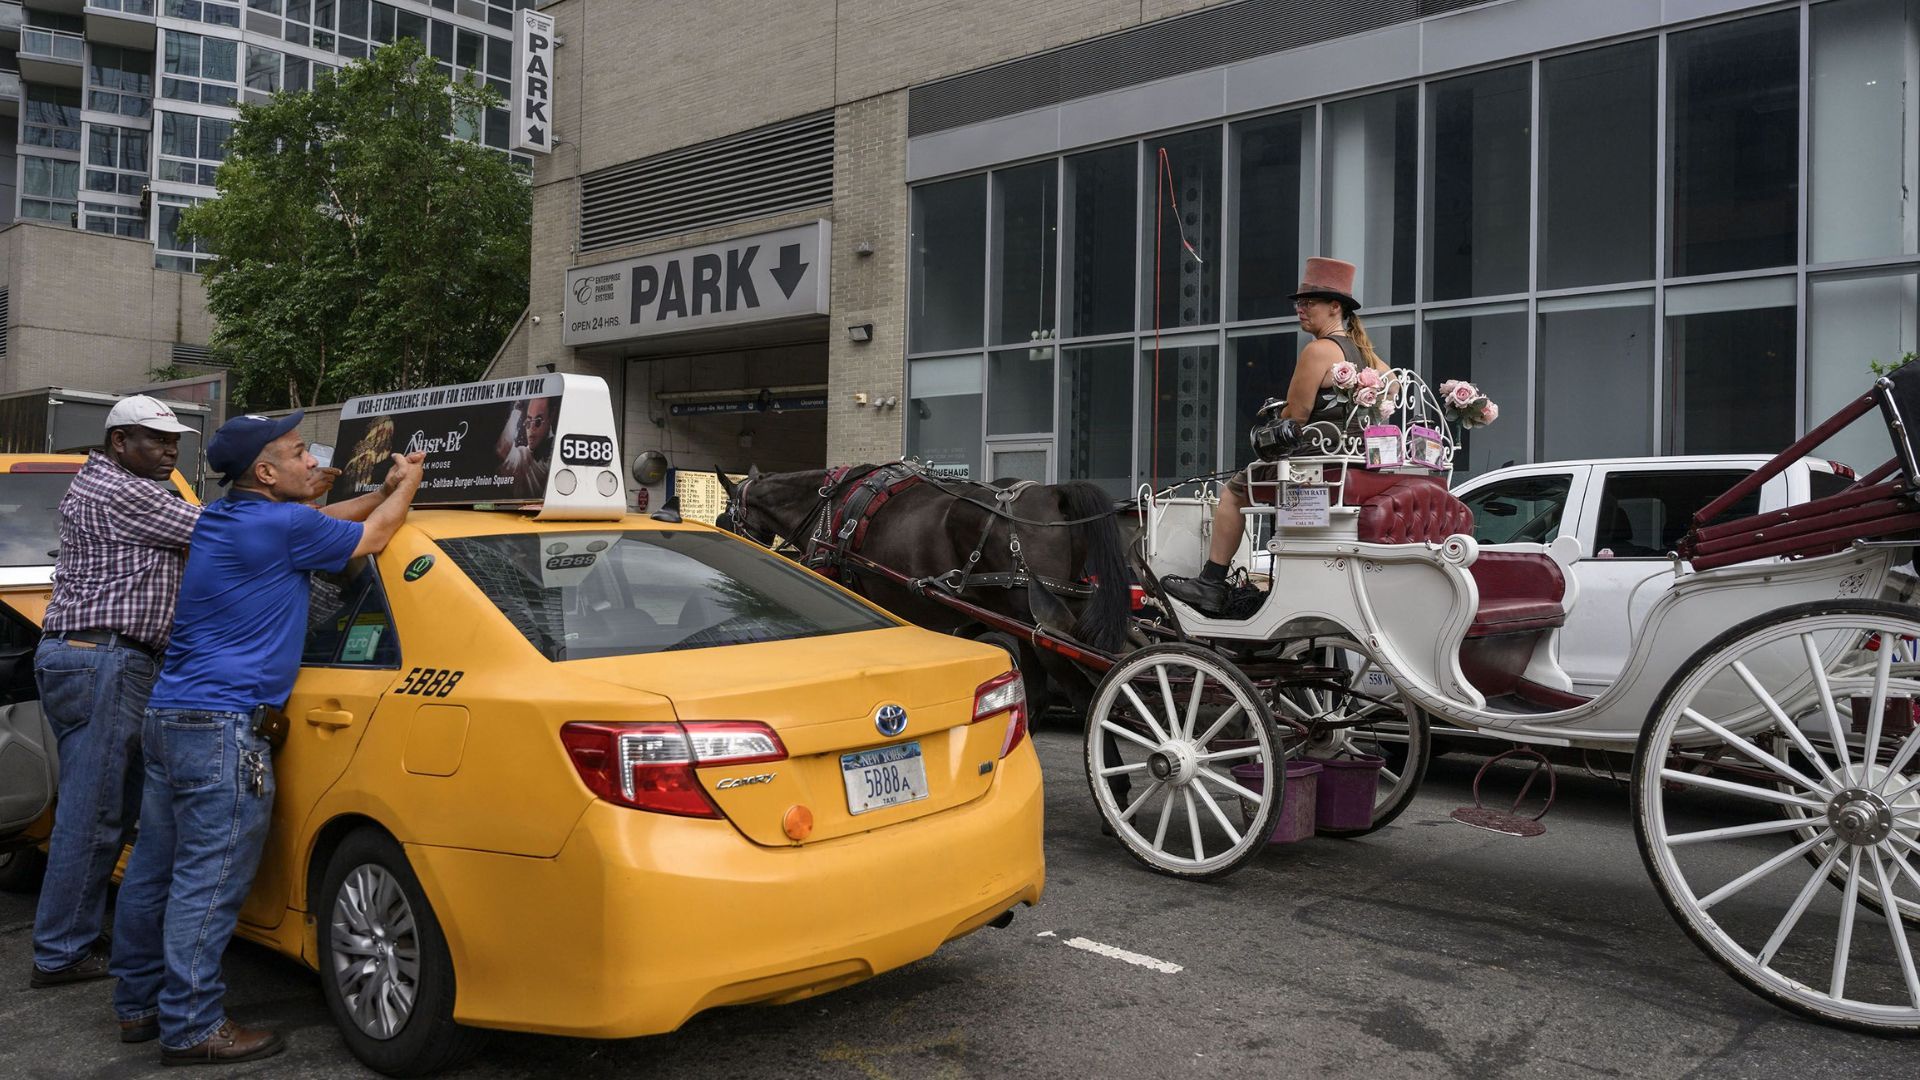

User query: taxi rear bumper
[404,741,1045,1037]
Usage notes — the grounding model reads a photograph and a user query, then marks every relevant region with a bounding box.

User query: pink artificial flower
[1356,366,1382,390]
[1354,386,1380,408]
[1448,382,1479,407]
[1379,397,1397,419]
[1481,401,1500,423]
[1439,380,1461,396]
[1330,361,1359,389]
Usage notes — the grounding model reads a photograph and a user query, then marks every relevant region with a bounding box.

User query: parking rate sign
[512,9,556,154]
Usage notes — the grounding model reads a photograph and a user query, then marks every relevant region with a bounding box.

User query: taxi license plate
[841,742,929,815]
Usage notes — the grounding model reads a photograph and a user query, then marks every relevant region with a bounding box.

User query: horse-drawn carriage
[722,365,1920,1035]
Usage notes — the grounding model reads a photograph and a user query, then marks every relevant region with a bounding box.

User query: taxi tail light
[972,671,1028,759]
[560,721,787,818]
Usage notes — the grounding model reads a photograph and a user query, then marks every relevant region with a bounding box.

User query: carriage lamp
[847,323,874,343]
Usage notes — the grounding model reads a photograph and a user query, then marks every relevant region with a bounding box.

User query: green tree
[184,38,530,409]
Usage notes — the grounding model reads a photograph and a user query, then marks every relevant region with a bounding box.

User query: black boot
[1160,574,1229,616]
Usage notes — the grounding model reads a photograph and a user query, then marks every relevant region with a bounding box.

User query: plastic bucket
[1315,754,1384,832]
[1230,760,1322,843]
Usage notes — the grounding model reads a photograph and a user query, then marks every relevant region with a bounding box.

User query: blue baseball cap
[207,411,305,486]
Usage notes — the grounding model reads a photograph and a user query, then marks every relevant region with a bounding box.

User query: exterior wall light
[847,323,874,343]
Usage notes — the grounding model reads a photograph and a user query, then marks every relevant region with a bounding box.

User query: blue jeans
[110,708,276,1051]
[31,636,156,972]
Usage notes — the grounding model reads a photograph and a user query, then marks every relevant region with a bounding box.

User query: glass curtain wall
[904,1,1920,486]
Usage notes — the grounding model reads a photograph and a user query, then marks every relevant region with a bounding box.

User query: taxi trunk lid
[567,627,1017,845]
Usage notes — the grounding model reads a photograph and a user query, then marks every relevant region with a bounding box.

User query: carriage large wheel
[1634,600,1920,1034]
[1278,637,1432,837]
[1085,643,1284,879]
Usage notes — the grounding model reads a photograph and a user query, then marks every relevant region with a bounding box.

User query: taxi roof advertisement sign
[329,374,628,520]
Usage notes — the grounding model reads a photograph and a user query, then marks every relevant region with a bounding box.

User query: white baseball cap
[104,394,196,435]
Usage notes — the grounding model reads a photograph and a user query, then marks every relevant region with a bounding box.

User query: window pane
[1669,12,1800,276]
[1593,471,1755,557]
[202,38,237,82]
[1809,272,1919,471]
[990,162,1057,346]
[1141,127,1221,330]
[1232,110,1313,321]
[1461,474,1574,545]
[1426,309,1527,476]
[1138,344,1218,489]
[1063,145,1135,337]
[1060,343,1134,497]
[1537,299,1655,460]
[1541,40,1656,288]
[1809,0,1920,262]
[908,175,986,353]
[201,118,233,160]
[1229,332,1303,469]
[906,355,983,480]
[165,33,200,77]
[1323,88,1417,307]
[455,27,481,69]
[246,46,279,92]
[987,347,1054,436]
[1666,305,1796,453]
[1426,64,1530,301]
[429,19,453,61]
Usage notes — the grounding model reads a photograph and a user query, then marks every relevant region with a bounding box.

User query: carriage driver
[1161,257,1392,618]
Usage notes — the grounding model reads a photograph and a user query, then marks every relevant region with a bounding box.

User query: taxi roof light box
[329,373,627,521]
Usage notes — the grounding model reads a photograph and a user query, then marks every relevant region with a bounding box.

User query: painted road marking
[1058,935,1183,974]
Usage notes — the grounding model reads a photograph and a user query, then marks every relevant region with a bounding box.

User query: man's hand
[382,452,426,494]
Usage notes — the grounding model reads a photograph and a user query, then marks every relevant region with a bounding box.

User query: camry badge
[875,704,908,737]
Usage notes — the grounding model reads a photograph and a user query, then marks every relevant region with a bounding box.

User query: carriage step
[1449,745,1558,837]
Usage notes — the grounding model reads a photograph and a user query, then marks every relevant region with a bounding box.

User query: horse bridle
[722,474,826,559]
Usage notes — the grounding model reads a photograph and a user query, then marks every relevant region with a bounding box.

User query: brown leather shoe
[28,953,111,988]
[159,1021,285,1066]
[119,1016,159,1044]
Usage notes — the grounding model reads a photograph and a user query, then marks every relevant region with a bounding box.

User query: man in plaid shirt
[28,396,201,991]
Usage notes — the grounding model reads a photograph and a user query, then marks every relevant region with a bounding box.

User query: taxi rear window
[0,474,72,567]
[435,530,896,661]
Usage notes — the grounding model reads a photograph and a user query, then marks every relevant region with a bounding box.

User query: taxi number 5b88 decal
[396,667,464,697]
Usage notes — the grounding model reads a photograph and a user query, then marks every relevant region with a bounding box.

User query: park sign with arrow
[562,220,831,347]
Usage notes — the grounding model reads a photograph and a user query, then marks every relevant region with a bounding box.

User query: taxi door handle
[305,708,354,730]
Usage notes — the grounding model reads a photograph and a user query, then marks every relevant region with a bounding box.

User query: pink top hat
[1289,257,1361,310]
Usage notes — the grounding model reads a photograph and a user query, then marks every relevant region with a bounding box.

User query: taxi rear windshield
[0,474,72,567]
[435,530,896,660]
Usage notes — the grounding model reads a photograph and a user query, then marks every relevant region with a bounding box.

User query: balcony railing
[21,27,84,63]
[87,0,156,14]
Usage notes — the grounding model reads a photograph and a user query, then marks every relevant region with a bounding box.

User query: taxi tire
[317,830,484,1077]
[0,847,47,893]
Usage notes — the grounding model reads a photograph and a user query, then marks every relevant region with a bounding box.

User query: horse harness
[731,462,1097,600]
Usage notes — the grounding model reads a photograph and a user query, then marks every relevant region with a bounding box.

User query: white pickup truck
[1451,455,1856,698]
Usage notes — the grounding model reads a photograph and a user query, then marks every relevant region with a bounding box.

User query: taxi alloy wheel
[318,829,483,1076]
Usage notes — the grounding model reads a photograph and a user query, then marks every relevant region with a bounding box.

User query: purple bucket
[1315,754,1384,832]
[1230,760,1322,844]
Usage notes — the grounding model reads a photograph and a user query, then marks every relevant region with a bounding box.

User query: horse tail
[1058,481,1129,653]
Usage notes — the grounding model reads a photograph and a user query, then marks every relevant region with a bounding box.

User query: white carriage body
[1138,369,1911,751]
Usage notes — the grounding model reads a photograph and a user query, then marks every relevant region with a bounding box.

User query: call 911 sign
[564,220,830,346]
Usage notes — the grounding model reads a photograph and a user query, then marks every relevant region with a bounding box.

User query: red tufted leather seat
[1465,553,1567,636]
[1353,476,1474,545]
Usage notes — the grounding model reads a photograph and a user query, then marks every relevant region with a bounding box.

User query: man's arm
[324,453,425,522]
[350,454,425,558]
[115,483,202,548]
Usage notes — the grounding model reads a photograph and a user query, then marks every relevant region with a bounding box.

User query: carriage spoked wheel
[1634,600,1920,1034]
[1085,643,1284,879]
[1277,637,1432,837]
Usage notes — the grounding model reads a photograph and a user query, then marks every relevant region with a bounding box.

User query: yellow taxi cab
[200,374,1041,1074]
[0,454,198,890]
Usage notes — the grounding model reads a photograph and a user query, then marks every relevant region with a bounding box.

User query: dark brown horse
[716,465,1130,711]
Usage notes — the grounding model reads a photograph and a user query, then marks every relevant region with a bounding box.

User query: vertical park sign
[512,8,556,154]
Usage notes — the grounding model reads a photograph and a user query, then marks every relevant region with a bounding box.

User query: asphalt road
[3,727,1915,1080]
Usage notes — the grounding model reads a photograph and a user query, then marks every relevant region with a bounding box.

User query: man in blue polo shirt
[108,413,422,1065]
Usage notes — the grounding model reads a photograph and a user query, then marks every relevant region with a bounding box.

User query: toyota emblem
[875,704,908,737]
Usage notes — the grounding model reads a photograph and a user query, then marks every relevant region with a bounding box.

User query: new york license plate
[841,741,929,815]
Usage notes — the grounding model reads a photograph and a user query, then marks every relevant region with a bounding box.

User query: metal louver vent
[0,289,9,359]
[579,112,834,254]
[171,342,222,367]
[909,0,1497,137]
